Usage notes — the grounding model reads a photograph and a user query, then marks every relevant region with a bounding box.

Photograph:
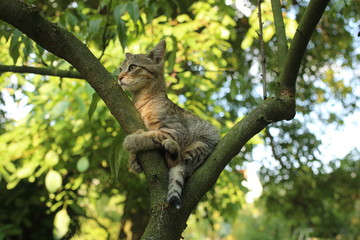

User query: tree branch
[183,97,295,207]
[0,64,82,79]
[258,0,267,100]
[271,0,288,66]
[277,0,330,97]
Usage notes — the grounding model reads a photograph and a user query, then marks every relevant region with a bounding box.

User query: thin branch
[167,69,237,74]
[258,0,267,100]
[0,63,236,79]
[271,0,288,66]
[278,0,330,97]
[0,64,82,79]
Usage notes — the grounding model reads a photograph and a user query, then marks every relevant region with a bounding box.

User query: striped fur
[119,40,220,209]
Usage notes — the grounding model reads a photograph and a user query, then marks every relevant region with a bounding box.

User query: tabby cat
[118,40,219,209]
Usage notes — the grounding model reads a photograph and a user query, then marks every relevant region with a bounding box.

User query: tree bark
[0,0,330,239]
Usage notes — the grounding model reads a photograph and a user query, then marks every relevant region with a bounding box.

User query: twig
[271,0,288,66]
[258,0,267,100]
[0,64,82,79]
[0,63,236,79]
[165,69,237,74]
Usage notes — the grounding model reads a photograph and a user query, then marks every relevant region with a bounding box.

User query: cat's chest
[138,104,163,130]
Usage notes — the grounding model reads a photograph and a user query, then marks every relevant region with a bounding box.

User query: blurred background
[0,0,359,239]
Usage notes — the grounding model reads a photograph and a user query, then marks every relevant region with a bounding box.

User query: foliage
[260,149,360,239]
[0,0,359,239]
[185,204,295,240]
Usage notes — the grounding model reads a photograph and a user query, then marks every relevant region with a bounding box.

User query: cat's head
[118,40,166,93]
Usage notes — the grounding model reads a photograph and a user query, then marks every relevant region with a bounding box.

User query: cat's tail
[167,163,186,209]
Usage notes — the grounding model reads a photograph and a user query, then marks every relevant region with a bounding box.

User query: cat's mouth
[120,81,137,90]
[119,81,132,87]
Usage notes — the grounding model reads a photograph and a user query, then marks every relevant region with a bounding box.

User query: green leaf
[76,156,89,172]
[88,18,103,37]
[109,131,126,181]
[51,101,70,119]
[88,92,100,122]
[35,43,45,56]
[241,34,253,50]
[9,29,22,64]
[126,2,140,23]
[114,3,131,49]
[4,161,16,173]
[65,12,78,28]
[167,36,178,73]
[45,170,62,193]
[16,161,38,179]
[116,19,128,50]
[53,209,70,239]
[6,179,20,190]
[114,4,127,19]
[45,150,59,167]
[22,36,33,62]
[333,0,345,11]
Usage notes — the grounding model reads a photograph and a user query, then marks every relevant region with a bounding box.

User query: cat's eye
[128,64,137,72]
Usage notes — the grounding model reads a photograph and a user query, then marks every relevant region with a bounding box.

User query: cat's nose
[117,75,124,86]
[118,73,125,83]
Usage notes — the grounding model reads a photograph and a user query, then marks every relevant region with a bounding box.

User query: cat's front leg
[123,132,148,152]
[123,129,176,152]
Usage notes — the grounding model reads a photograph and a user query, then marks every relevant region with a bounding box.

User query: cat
[118,40,220,209]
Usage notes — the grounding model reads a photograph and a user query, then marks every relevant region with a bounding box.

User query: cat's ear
[147,40,166,64]
[125,53,133,58]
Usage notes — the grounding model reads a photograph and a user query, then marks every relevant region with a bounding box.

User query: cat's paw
[183,153,193,164]
[163,139,179,167]
[162,139,179,155]
[123,130,147,151]
[123,134,141,152]
[128,153,143,173]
